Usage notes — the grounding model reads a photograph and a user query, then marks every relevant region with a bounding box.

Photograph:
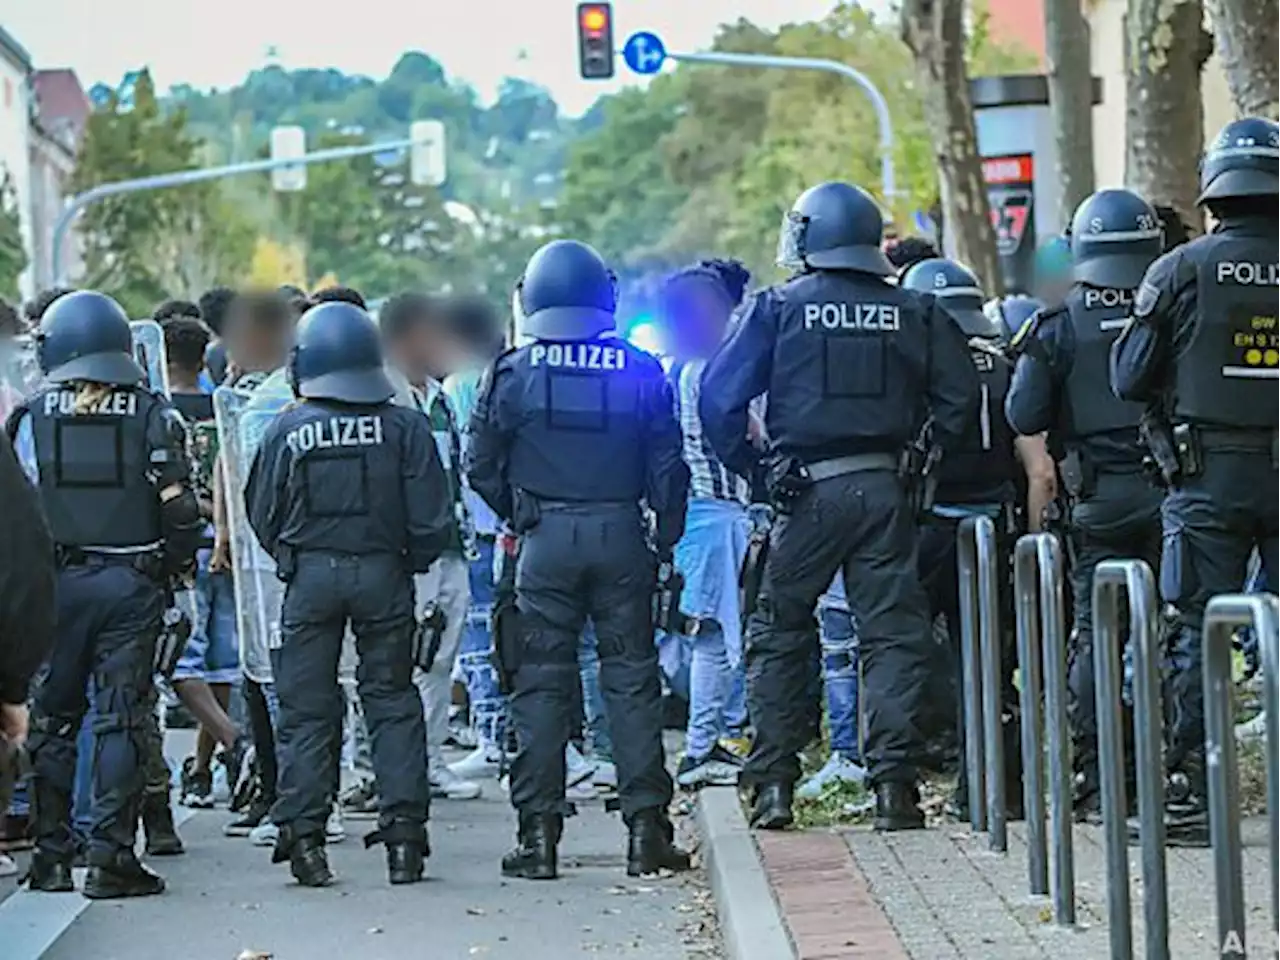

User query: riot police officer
[466,239,691,880]
[1112,117,1279,845]
[245,301,452,886]
[700,182,980,830]
[1006,188,1166,820]
[7,291,203,898]
[900,259,1024,817]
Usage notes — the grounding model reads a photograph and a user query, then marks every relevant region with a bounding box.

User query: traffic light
[577,3,615,80]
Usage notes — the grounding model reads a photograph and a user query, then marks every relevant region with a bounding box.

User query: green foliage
[72,70,254,315]
[0,171,26,301]
[558,2,1037,288]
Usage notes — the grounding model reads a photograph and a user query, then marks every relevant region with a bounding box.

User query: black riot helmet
[984,295,1044,342]
[1069,189,1164,291]
[900,258,996,336]
[513,239,617,342]
[37,290,145,386]
[776,182,894,276]
[288,301,393,404]
[1199,117,1279,205]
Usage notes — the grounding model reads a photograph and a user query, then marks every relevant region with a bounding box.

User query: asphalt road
[0,735,721,960]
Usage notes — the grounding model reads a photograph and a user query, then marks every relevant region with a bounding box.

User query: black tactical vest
[765,272,926,460]
[1175,233,1278,429]
[1064,285,1146,439]
[936,310,1016,502]
[505,338,652,502]
[27,384,163,548]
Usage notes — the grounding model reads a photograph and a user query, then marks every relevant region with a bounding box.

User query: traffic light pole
[665,50,898,203]
[50,137,420,287]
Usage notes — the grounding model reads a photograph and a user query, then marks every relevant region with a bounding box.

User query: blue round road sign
[623,32,667,76]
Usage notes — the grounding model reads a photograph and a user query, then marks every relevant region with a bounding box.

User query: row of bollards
[955,518,1279,958]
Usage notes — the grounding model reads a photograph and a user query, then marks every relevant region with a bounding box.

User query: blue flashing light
[626,320,663,356]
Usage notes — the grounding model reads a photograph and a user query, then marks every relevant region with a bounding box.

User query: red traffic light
[580,5,608,34]
[576,2,615,80]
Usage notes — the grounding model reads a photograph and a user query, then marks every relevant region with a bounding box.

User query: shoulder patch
[1009,305,1059,353]
[1133,280,1160,318]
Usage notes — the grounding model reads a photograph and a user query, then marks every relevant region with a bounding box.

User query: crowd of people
[0,114,1273,897]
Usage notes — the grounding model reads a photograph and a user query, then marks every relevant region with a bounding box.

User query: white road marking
[0,792,197,960]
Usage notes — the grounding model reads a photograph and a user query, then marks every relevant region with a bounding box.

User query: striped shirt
[670,358,748,504]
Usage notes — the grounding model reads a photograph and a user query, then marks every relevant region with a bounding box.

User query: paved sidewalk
[698,786,1276,960]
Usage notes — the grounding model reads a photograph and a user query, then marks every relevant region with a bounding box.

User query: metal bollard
[1093,560,1167,960]
[1013,533,1075,924]
[1202,593,1280,957]
[957,518,987,833]
[959,515,1006,851]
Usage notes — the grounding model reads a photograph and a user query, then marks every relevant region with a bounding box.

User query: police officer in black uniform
[700,182,980,830]
[900,258,1024,816]
[7,291,203,898]
[245,301,452,886]
[467,239,691,881]
[1112,117,1279,845]
[1006,187,1166,819]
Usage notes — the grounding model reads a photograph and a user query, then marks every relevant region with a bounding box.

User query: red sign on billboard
[982,154,1035,257]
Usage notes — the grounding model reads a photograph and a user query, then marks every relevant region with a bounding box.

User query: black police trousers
[917,510,1021,795]
[744,469,935,788]
[1065,470,1163,780]
[28,562,163,862]
[1163,449,1278,778]
[510,502,672,821]
[270,552,428,845]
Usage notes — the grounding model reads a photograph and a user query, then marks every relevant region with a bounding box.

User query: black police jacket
[0,432,54,704]
[465,336,690,551]
[1007,284,1148,471]
[246,399,453,573]
[1112,215,1278,430]
[9,383,182,550]
[700,270,980,480]
[934,311,1017,505]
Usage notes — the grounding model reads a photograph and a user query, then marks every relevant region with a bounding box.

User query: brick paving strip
[756,830,909,960]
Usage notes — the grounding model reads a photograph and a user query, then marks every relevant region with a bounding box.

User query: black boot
[749,782,794,830]
[283,833,333,887]
[142,792,185,856]
[1127,768,1209,847]
[501,812,560,880]
[25,850,74,893]
[627,808,690,876]
[873,782,925,832]
[386,841,426,885]
[83,849,166,899]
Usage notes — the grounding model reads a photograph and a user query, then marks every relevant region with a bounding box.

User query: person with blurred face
[659,260,757,790]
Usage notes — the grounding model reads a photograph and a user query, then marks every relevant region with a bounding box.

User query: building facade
[0,26,34,300]
[29,69,89,291]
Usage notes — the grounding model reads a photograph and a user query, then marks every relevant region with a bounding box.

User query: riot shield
[214,379,292,685]
[0,335,42,427]
[130,320,170,397]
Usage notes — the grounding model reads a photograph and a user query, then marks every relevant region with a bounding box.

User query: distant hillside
[100,52,580,209]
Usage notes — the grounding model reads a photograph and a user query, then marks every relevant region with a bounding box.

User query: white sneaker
[430,766,483,800]
[796,753,868,800]
[448,742,503,781]
[249,820,280,846]
[0,853,16,877]
[592,759,618,790]
[325,804,346,843]
[565,743,594,787]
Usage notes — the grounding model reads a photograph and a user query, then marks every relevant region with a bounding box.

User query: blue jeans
[456,539,507,746]
[577,622,613,761]
[819,605,861,760]
[174,548,240,685]
[685,622,747,758]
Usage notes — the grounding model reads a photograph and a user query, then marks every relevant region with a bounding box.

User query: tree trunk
[1125,0,1214,232]
[1044,0,1097,226]
[1205,0,1280,118]
[901,0,1004,295]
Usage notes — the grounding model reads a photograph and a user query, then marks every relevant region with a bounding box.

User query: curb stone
[695,788,796,960]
